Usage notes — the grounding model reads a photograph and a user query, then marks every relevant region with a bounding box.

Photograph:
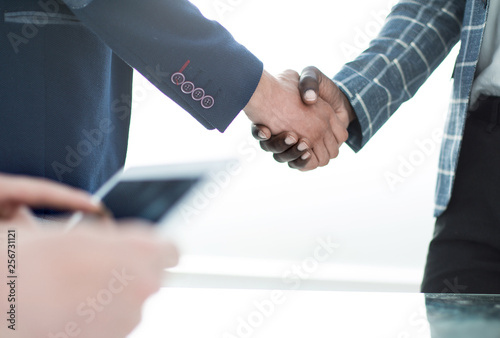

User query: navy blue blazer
[0,0,262,197]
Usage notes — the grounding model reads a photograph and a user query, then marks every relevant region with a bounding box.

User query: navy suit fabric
[1,0,133,195]
[0,0,262,204]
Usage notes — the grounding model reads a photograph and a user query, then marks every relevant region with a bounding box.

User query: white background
[125,0,460,290]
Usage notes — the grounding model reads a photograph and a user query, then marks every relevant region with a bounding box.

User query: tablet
[66,160,233,231]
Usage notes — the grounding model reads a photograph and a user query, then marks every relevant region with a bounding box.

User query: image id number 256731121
[6,229,17,331]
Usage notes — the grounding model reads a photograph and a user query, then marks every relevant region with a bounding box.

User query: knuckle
[273,154,286,163]
[341,129,349,143]
[303,65,317,74]
[260,142,269,152]
[267,143,281,154]
[288,160,303,170]
[300,162,315,172]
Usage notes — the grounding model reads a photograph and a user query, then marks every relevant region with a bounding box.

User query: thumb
[299,66,320,105]
[251,124,271,141]
[299,66,338,107]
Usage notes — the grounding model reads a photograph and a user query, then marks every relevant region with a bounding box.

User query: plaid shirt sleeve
[334,0,466,152]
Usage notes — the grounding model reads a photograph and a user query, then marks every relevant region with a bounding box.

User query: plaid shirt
[334,0,489,217]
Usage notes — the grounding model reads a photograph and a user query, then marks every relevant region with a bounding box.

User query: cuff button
[171,72,185,86]
[201,95,214,109]
[181,81,195,94]
[192,88,205,101]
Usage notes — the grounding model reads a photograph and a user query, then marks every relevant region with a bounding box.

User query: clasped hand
[244,66,355,171]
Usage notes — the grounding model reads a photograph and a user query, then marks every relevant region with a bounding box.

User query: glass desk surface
[129,289,500,338]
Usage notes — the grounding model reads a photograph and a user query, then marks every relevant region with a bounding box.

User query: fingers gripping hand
[251,124,315,165]
[244,70,340,168]
[251,67,355,171]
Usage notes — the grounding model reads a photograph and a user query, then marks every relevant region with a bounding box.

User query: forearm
[64,0,263,132]
[334,0,465,151]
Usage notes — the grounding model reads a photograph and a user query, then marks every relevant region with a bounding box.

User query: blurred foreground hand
[1,220,178,338]
[0,173,179,337]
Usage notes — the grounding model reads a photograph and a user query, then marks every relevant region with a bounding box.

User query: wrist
[243,69,277,125]
[340,91,356,123]
[343,94,358,122]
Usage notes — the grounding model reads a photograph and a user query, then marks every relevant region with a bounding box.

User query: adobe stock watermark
[51,96,131,181]
[180,136,262,223]
[394,305,429,338]
[222,236,339,338]
[441,277,467,294]
[47,268,135,338]
[8,0,67,54]
[393,279,469,338]
[212,0,246,20]
[51,65,169,181]
[339,0,397,61]
[384,128,443,191]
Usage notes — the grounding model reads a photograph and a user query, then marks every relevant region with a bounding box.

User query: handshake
[244,66,357,170]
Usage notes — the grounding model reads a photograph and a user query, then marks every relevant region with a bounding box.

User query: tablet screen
[101,178,200,222]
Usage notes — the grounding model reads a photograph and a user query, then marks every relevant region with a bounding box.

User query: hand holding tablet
[66,160,233,231]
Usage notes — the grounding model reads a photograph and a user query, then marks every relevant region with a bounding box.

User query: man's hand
[0,173,178,337]
[0,224,178,338]
[251,67,356,171]
[0,173,103,225]
[244,69,349,168]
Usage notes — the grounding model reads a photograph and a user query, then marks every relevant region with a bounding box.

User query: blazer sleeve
[333,0,466,152]
[63,0,263,132]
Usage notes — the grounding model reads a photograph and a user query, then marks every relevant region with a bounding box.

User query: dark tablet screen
[101,178,200,222]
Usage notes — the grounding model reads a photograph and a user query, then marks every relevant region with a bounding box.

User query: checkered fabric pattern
[334,0,489,216]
